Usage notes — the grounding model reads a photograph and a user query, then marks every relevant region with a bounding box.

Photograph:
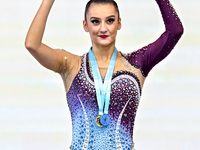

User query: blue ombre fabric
[67,53,140,150]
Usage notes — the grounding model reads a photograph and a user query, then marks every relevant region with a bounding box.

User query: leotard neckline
[85,52,142,95]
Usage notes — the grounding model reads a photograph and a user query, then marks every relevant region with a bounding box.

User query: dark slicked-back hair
[84,0,120,21]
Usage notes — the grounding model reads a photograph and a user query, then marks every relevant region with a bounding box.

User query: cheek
[89,27,99,36]
[110,25,118,35]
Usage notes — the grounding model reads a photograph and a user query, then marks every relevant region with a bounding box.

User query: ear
[83,20,89,32]
[117,18,122,30]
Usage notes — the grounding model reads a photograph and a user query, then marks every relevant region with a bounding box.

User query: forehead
[87,3,118,18]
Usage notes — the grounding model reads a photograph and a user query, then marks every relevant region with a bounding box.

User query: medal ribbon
[89,47,117,116]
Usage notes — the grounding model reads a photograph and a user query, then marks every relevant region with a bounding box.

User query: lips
[99,35,108,39]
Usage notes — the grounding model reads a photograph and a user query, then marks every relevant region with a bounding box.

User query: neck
[92,41,116,62]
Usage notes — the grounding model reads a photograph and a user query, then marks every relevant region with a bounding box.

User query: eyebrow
[90,15,116,20]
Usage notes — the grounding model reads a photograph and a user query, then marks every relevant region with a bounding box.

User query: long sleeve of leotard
[127,0,184,77]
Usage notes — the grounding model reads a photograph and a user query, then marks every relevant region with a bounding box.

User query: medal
[95,115,104,127]
[89,47,117,127]
[100,114,110,126]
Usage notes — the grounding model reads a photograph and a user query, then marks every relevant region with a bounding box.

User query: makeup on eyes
[91,20,99,24]
[90,18,115,25]
[107,18,115,23]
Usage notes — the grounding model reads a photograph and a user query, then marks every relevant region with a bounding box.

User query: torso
[60,52,145,150]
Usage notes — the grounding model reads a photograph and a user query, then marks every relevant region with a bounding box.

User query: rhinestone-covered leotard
[59,0,183,149]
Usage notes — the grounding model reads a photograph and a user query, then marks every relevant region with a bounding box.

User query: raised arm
[25,0,63,72]
[127,0,184,77]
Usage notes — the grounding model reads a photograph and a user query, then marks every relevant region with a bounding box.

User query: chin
[99,43,111,47]
[96,40,115,47]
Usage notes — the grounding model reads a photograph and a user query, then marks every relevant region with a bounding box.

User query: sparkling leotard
[59,0,183,149]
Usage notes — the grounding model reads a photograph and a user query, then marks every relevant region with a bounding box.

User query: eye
[107,19,115,24]
[91,20,99,25]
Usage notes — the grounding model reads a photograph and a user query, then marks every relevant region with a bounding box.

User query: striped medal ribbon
[89,47,117,127]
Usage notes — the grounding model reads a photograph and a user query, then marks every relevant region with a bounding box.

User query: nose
[100,21,107,34]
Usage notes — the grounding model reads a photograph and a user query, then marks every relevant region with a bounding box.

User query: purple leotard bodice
[63,0,183,149]
[67,54,140,150]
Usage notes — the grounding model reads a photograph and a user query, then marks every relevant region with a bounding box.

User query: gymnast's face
[83,3,121,47]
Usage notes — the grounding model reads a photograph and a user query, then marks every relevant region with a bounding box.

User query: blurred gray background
[0,0,199,149]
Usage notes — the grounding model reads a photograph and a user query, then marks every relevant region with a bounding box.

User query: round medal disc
[100,114,110,126]
[95,115,104,127]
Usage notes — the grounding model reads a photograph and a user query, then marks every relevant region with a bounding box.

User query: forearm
[25,0,55,51]
[156,0,184,34]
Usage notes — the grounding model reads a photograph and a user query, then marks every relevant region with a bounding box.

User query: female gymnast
[25,0,183,149]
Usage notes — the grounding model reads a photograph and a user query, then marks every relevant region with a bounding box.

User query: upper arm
[27,43,67,73]
[127,29,183,77]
